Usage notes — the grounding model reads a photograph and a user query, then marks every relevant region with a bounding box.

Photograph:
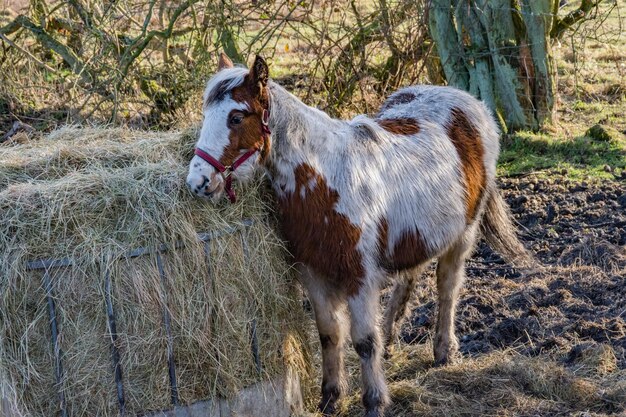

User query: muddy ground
[400,173,626,368]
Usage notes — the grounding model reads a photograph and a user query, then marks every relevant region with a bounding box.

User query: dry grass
[0,127,312,416]
[334,344,625,417]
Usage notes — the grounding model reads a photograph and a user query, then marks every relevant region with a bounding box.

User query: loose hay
[0,127,311,416]
[338,344,625,416]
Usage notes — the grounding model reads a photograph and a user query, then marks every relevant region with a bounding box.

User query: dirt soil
[401,174,626,368]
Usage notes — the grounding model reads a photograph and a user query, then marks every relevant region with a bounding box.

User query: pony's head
[186,53,271,202]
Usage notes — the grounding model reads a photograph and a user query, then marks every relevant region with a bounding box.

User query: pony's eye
[230,113,244,125]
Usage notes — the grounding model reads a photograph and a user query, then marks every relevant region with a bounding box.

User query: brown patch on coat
[445,108,486,222]
[379,91,416,113]
[218,74,271,166]
[377,219,430,272]
[378,118,420,136]
[278,164,365,295]
[231,74,269,109]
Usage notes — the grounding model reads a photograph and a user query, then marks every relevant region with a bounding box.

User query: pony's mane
[203,67,248,108]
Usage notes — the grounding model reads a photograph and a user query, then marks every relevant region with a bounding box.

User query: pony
[186,54,533,417]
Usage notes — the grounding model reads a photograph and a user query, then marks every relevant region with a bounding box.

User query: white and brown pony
[186,54,532,417]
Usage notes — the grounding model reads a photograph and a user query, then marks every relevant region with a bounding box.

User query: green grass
[571,100,607,113]
[497,131,626,180]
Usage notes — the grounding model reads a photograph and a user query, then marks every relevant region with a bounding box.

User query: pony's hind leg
[301,268,348,416]
[434,225,478,366]
[381,263,429,356]
[348,282,389,417]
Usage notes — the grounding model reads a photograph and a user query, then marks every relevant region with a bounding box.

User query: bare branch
[551,0,602,39]
[117,0,200,80]
[0,32,58,72]
[1,15,92,83]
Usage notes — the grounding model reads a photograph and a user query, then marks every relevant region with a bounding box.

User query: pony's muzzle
[186,172,224,201]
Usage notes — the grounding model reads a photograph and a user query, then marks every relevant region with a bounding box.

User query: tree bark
[429,0,558,132]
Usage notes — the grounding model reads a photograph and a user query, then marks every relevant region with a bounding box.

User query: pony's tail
[480,187,538,270]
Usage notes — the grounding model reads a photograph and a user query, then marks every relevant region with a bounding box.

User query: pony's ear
[218,52,234,70]
[251,55,269,88]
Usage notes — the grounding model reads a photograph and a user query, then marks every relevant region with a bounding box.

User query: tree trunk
[429,0,558,132]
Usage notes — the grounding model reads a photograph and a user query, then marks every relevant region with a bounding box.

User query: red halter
[194,109,271,203]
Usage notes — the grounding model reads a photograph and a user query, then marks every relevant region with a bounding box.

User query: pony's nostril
[200,175,210,188]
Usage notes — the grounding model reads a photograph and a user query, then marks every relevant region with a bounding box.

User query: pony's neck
[265,82,344,181]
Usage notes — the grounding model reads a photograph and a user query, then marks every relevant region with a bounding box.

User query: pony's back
[378,84,500,188]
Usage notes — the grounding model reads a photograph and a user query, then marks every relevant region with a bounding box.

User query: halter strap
[194,147,259,203]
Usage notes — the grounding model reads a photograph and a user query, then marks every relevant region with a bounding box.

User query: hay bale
[0,127,311,416]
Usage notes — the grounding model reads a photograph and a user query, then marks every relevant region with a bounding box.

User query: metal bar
[196,219,254,242]
[203,241,213,280]
[104,265,126,416]
[249,318,261,376]
[240,230,262,375]
[28,257,73,270]
[42,269,68,417]
[202,239,225,388]
[26,220,255,270]
[155,251,179,406]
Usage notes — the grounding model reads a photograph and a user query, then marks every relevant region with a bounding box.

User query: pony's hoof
[319,403,336,416]
[433,336,460,366]
[433,349,461,367]
[319,397,338,416]
[319,384,341,415]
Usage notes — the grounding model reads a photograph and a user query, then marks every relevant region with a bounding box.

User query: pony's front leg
[348,282,389,417]
[300,268,348,416]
